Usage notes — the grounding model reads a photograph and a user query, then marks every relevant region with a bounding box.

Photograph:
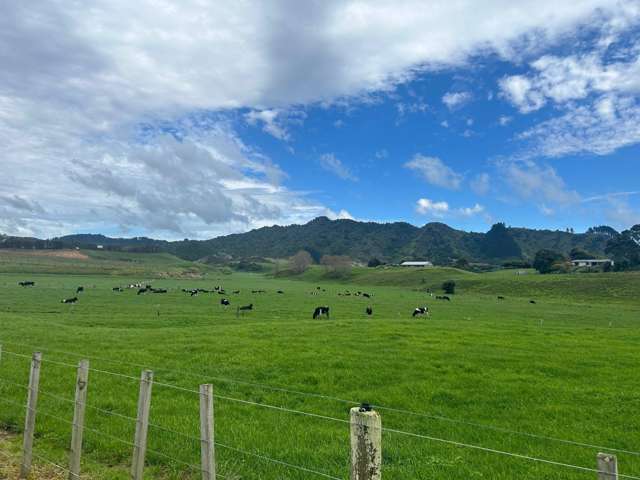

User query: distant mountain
[0,217,619,265]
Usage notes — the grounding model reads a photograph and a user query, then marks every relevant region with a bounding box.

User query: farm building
[571,258,614,267]
[400,260,433,267]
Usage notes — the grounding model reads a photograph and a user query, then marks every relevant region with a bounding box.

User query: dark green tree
[442,280,456,294]
[533,249,566,274]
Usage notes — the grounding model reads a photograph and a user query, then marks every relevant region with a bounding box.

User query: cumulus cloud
[442,91,472,110]
[319,153,358,181]
[405,155,463,190]
[416,198,450,216]
[415,198,486,219]
[244,109,306,140]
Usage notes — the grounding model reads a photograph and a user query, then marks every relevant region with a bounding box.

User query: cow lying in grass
[18,281,35,287]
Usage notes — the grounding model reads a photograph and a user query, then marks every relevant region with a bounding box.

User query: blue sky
[1,1,639,239]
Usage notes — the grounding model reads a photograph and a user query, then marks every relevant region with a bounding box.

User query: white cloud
[416,198,450,216]
[518,95,640,156]
[499,75,547,112]
[375,149,389,159]
[319,153,358,181]
[498,115,513,126]
[245,109,299,140]
[458,203,485,217]
[405,155,463,189]
[470,173,491,195]
[442,91,472,110]
[326,208,355,220]
[501,161,580,210]
[415,198,487,219]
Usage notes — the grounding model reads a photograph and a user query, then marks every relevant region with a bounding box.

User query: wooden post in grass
[199,384,216,480]
[131,370,153,480]
[350,405,382,480]
[20,352,42,479]
[597,453,618,479]
[68,359,89,480]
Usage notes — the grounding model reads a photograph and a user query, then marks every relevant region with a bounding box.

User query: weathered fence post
[350,404,382,480]
[597,453,618,479]
[199,384,216,480]
[20,352,42,479]
[131,370,153,480]
[68,359,89,480]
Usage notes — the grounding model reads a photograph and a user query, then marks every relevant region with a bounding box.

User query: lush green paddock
[0,266,639,479]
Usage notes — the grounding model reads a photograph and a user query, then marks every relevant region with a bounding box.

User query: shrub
[442,280,456,294]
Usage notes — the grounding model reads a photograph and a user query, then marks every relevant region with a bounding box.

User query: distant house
[400,261,433,267]
[571,258,614,267]
[96,245,104,250]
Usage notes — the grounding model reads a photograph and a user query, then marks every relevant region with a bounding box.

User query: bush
[533,249,567,274]
[442,280,456,294]
[367,257,383,268]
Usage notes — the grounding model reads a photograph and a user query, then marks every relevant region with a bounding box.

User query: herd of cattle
[17,280,538,318]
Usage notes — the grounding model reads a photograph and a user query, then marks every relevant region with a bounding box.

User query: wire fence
[0,345,637,479]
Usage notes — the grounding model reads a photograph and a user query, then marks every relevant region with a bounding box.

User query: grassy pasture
[0,253,639,479]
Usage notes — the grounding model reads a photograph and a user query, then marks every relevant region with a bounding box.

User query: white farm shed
[400,261,433,267]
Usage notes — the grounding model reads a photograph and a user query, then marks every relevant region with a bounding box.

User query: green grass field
[1,251,639,479]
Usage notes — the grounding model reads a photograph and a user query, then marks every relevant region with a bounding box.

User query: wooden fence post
[597,453,618,479]
[350,405,382,480]
[20,352,42,479]
[68,359,89,480]
[131,370,153,480]
[199,384,216,480]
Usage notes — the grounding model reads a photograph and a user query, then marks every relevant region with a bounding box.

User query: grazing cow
[497,296,505,300]
[220,298,230,307]
[151,288,167,294]
[366,307,373,316]
[217,290,226,295]
[18,281,35,287]
[435,295,451,301]
[76,286,84,294]
[252,289,266,294]
[529,300,536,304]
[112,287,123,292]
[232,290,240,294]
[236,304,253,317]
[312,306,330,319]
[61,297,78,304]
[277,290,284,294]
[362,293,371,298]
[412,306,429,317]
[137,288,148,295]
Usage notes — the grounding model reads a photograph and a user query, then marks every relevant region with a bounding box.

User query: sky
[1,1,640,240]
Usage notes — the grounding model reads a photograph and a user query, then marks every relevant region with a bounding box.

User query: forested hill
[2,217,620,265]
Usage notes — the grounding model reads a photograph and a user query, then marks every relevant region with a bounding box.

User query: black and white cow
[220,298,230,307]
[313,306,330,319]
[61,297,78,304]
[412,306,429,317]
[18,281,35,287]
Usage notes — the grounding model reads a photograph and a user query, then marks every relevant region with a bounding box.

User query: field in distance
[0,250,639,479]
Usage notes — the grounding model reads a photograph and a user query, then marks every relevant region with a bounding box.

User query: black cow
[436,295,451,301]
[137,288,148,295]
[18,281,35,287]
[236,304,253,316]
[152,288,167,294]
[313,306,330,319]
[61,297,78,304]
[529,300,536,304]
[362,293,371,298]
[76,286,84,294]
[366,306,373,316]
[277,290,284,294]
[497,296,505,300]
[412,306,429,317]
[112,287,123,292]
[232,290,240,294]
[220,298,230,307]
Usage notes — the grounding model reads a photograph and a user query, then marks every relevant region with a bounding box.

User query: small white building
[400,261,433,267]
[571,258,614,267]
[96,245,104,250]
